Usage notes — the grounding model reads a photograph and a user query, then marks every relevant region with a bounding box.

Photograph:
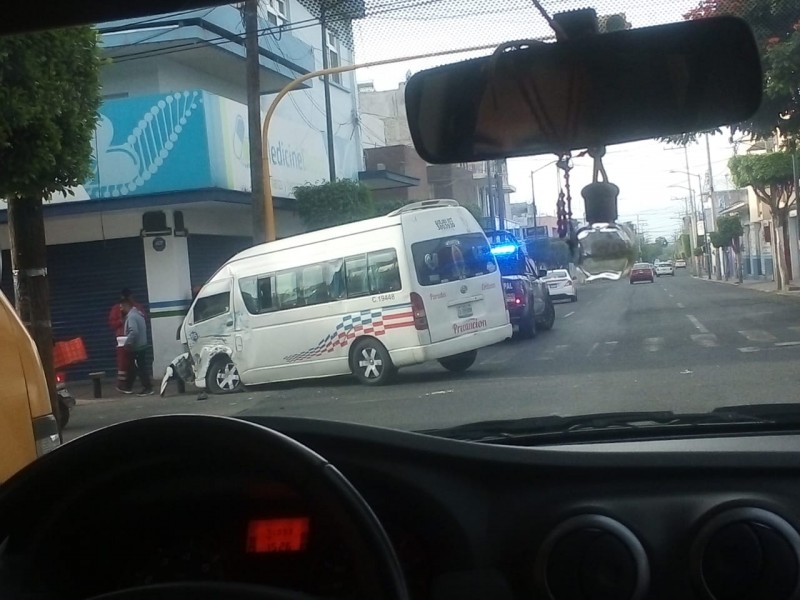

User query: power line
[109,0,438,64]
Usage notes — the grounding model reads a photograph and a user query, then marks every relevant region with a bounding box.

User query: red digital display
[246,517,310,554]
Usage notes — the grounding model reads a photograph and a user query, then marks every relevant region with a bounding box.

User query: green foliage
[693,245,705,257]
[640,243,664,264]
[663,0,800,148]
[0,28,102,200]
[717,215,744,244]
[294,179,375,231]
[729,152,795,189]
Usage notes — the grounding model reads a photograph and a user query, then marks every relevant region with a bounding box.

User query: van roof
[225,200,464,267]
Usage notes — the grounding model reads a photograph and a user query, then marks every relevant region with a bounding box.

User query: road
[64,270,800,441]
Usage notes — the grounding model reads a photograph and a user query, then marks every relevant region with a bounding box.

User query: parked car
[630,262,655,284]
[675,258,687,268]
[655,261,675,277]
[487,231,556,338]
[541,269,577,302]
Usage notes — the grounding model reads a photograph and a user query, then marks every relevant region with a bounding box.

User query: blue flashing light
[490,244,517,255]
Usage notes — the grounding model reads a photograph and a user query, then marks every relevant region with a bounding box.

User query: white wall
[0,209,143,250]
[357,83,413,147]
[101,56,244,102]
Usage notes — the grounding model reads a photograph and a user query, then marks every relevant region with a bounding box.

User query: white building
[0,1,366,380]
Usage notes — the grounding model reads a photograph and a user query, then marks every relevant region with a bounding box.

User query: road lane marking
[480,355,509,365]
[669,294,674,298]
[738,347,760,353]
[587,342,600,357]
[643,337,663,352]
[738,330,777,343]
[687,314,710,333]
[775,341,800,347]
[691,333,719,347]
[563,311,575,318]
[677,302,685,308]
[600,341,619,356]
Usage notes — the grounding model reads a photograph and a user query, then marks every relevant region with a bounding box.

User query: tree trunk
[7,197,60,427]
[735,238,743,284]
[781,213,792,288]
[773,213,791,291]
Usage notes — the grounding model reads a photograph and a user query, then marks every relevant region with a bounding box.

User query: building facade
[0,2,366,380]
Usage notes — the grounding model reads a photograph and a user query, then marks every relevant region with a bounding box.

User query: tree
[663,0,800,149]
[294,179,375,231]
[729,152,795,289]
[710,215,745,282]
[0,28,102,426]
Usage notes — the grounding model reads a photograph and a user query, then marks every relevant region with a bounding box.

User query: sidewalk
[692,275,800,298]
[67,377,197,404]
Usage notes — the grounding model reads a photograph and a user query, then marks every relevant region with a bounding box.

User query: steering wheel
[0,415,410,600]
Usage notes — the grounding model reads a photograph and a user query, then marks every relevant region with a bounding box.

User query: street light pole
[258,42,510,241]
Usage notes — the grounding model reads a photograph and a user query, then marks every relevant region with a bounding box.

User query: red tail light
[410,292,428,331]
[514,294,523,305]
[55,373,65,384]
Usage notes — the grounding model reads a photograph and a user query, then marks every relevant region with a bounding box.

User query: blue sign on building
[84,90,212,199]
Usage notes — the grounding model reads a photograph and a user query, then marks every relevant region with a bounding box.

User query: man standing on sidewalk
[110,289,145,392]
[120,298,153,396]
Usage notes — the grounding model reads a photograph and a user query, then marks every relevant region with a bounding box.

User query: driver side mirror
[538,269,547,278]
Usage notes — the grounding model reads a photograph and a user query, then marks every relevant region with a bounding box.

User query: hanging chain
[556,154,572,239]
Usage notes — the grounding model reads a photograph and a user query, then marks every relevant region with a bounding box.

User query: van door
[185,278,235,356]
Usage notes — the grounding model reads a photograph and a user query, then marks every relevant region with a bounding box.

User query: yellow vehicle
[0,288,60,483]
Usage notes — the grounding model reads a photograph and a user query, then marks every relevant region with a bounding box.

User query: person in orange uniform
[109,289,145,394]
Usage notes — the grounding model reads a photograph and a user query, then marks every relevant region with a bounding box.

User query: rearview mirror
[405,17,761,163]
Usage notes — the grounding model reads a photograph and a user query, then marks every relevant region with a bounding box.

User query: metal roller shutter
[1,238,148,380]
[188,234,252,288]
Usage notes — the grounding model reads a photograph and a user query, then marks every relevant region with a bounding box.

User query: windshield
[2,0,799,462]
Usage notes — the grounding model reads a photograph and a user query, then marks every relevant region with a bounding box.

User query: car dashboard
[2,417,800,600]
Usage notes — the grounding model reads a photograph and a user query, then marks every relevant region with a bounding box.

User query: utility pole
[495,159,506,228]
[705,133,721,280]
[486,160,495,228]
[244,0,266,244]
[320,4,336,182]
[530,170,538,229]
[682,145,698,274]
[7,198,60,428]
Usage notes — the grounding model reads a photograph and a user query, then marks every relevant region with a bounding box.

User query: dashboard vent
[692,507,800,600]
[535,514,649,600]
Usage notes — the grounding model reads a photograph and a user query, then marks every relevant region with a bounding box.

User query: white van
[180,200,511,391]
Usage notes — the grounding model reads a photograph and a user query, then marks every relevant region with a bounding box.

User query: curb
[692,276,800,298]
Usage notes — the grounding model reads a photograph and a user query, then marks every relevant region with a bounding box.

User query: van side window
[368,249,401,294]
[301,264,328,306]
[276,271,299,308]
[239,276,276,314]
[325,259,346,300]
[345,255,369,298]
[193,292,230,323]
[258,276,277,311]
[239,277,258,313]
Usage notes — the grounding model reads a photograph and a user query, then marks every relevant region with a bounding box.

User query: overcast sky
[349,0,740,240]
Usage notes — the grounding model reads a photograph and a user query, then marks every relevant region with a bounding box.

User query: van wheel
[537,298,556,331]
[206,357,243,394]
[351,338,395,385]
[438,350,478,372]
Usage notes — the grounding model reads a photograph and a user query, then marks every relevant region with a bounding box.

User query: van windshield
[411,234,496,286]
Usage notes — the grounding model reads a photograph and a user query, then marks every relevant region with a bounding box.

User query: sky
[347,0,741,241]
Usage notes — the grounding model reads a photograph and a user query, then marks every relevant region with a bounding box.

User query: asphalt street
[64,270,800,441]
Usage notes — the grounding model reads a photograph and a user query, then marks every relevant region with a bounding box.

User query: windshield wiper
[420,405,800,444]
